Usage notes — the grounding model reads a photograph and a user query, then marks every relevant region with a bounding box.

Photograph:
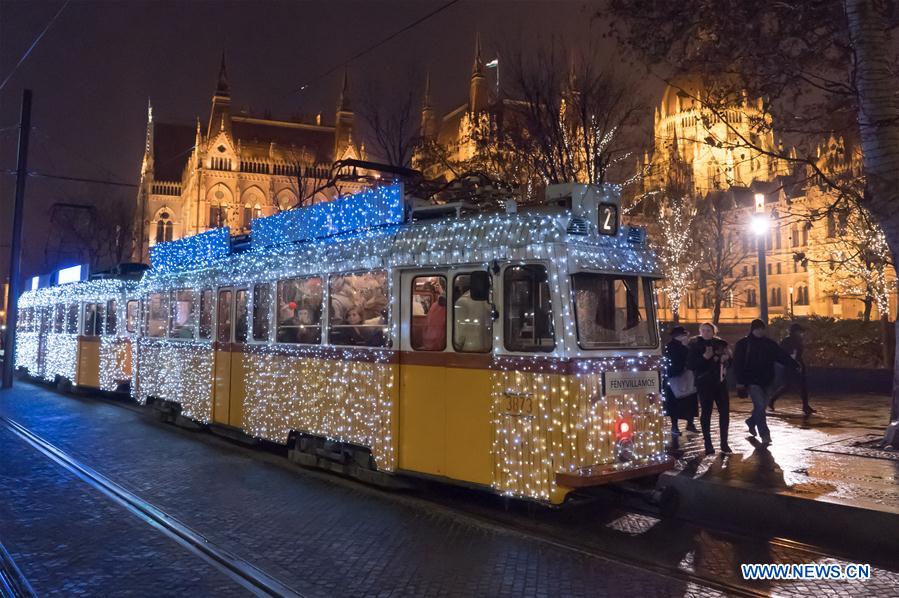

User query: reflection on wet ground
[669,393,898,507]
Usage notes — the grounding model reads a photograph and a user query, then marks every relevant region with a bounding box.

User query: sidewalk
[661,392,899,554]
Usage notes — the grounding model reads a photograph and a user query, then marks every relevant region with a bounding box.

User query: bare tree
[492,40,644,189]
[653,192,700,323]
[358,79,419,168]
[696,194,754,325]
[47,195,134,272]
[606,0,899,444]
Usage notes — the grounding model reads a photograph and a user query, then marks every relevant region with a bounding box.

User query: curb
[658,470,899,557]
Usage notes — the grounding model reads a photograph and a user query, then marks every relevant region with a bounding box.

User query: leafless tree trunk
[844,0,899,440]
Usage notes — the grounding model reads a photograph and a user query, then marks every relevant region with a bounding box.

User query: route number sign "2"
[597,203,619,236]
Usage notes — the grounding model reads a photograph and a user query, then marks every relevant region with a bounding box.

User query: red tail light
[615,417,633,440]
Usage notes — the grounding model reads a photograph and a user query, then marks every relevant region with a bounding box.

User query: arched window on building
[154,210,174,245]
[243,204,253,229]
[791,224,799,247]
[686,292,695,309]
[770,286,783,306]
[725,290,734,308]
[746,289,757,307]
[702,291,713,309]
[795,285,809,305]
[209,204,227,228]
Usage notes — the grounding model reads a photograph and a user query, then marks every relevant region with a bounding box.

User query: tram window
[217,290,232,343]
[252,283,272,341]
[53,304,64,333]
[411,275,446,351]
[452,272,493,353]
[106,300,117,335]
[503,265,555,352]
[66,303,79,334]
[126,300,139,333]
[235,289,249,343]
[328,271,388,347]
[169,289,196,339]
[146,293,169,338]
[198,290,213,339]
[83,303,102,337]
[572,273,658,349]
[276,277,323,344]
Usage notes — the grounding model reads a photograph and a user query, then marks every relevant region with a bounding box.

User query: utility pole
[2,90,32,389]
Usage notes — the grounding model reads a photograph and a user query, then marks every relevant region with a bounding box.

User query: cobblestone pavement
[0,425,250,597]
[669,392,899,508]
[1,382,897,597]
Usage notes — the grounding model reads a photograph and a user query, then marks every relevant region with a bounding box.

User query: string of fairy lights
[16,183,669,502]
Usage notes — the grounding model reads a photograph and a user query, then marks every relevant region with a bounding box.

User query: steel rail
[0,540,37,598]
[0,416,303,598]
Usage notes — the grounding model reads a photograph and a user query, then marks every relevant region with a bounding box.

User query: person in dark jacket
[733,319,800,445]
[687,322,733,455]
[769,323,815,415]
[663,326,698,440]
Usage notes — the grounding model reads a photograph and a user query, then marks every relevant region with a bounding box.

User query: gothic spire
[423,70,432,110]
[337,66,351,112]
[216,51,230,97]
[471,31,484,79]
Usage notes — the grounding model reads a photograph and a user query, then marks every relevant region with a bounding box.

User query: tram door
[212,287,248,427]
[398,271,449,476]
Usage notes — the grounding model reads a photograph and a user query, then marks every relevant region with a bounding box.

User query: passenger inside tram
[452,275,492,353]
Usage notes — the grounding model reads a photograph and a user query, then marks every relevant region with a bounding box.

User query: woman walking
[688,322,733,455]
[663,326,698,448]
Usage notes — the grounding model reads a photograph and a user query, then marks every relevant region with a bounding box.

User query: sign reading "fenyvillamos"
[602,370,660,396]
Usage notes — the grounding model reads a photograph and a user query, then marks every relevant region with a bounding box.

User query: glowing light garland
[18,184,670,502]
[16,279,138,384]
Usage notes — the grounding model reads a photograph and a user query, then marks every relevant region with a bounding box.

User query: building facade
[133,57,362,262]
[641,76,896,324]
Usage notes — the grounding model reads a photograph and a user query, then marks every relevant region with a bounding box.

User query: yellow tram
[17,183,671,504]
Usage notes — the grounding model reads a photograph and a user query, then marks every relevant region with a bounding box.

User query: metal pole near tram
[2,89,32,389]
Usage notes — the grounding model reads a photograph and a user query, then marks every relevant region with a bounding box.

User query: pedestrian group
[663,319,806,455]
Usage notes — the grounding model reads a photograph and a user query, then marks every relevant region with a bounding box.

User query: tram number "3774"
[502,390,535,417]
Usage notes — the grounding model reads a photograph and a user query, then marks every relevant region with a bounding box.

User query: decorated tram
[15,182,671,504]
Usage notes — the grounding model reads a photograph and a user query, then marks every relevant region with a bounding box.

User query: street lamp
[788,286,794,318]
[752,193,770,324]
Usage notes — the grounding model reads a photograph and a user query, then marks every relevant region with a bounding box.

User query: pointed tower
[141,98,154,176]
[420,71,438,140]
[208,52,232,137]
[334,67,356,159]
[469,33,488,114]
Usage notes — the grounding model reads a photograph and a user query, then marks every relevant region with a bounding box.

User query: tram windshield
[572,273,658,349]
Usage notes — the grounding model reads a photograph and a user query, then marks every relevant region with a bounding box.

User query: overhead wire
[0,0,71,92]
[286,0,461,96]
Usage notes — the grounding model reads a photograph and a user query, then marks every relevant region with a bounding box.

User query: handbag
[667,370,696,398]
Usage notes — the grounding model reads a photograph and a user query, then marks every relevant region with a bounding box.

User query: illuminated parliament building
[132,56,362,263]
[640,75,895,324]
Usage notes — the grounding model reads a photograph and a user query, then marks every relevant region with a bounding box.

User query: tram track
[0,539,36,598]
[2,396,881,598]
[0,415,303,598]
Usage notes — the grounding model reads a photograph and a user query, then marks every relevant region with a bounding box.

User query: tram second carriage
[17,183,672,504]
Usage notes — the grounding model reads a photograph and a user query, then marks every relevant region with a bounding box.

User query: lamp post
[788,286,794,318]
[751,193,770,325]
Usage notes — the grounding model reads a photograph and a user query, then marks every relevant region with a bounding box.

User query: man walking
[687,322,732,455]
[733,319,799,445]
[769,323,815,415]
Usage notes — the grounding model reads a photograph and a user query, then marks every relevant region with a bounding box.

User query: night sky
[0,1,650,279]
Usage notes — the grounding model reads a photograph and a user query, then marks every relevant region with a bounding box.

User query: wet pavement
[1,381,898,597]
[667,392,899,509]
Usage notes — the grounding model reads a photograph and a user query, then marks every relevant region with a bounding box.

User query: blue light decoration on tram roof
[251,183,404,250]
[150,227,232,273]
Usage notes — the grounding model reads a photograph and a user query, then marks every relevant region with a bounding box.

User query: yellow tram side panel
[229,350,247,429]
[444,366,492,486]
[213,349,231,424]
[75,336,101,389]
[399,363,446,476]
